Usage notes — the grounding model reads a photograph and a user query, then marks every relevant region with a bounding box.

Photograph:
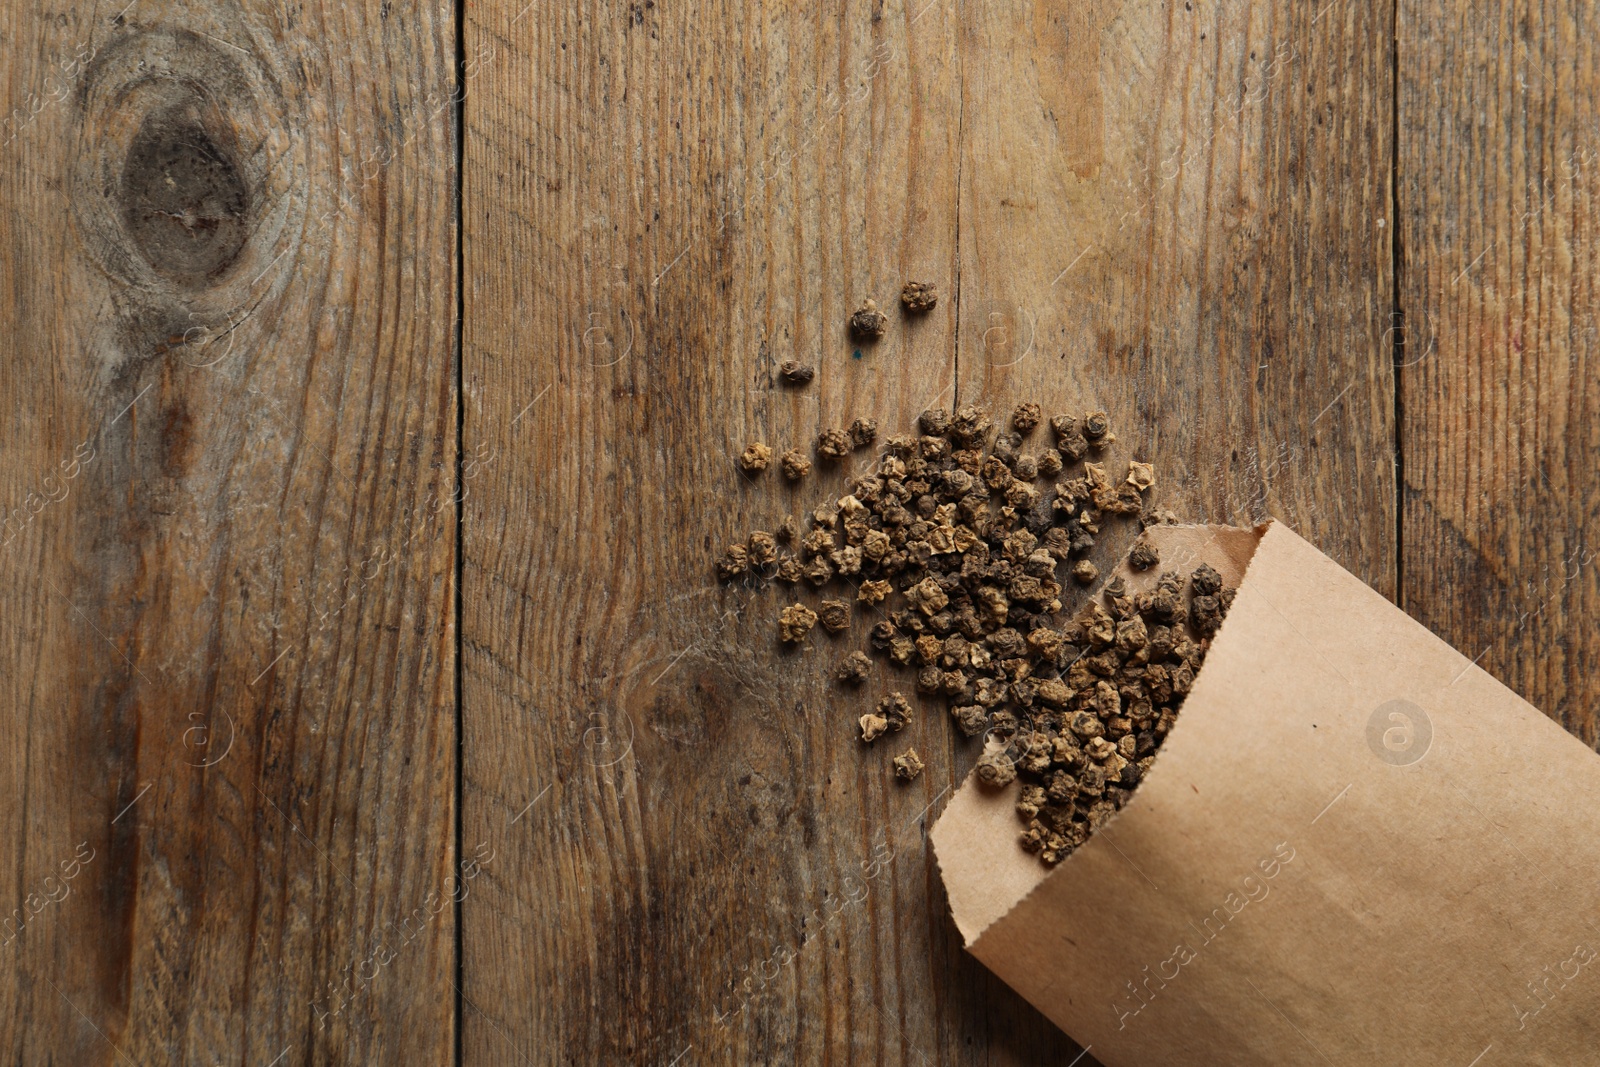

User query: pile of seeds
[716,402,1235,867]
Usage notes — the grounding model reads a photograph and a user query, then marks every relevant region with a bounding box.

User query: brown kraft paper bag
[931,520,1600,1066]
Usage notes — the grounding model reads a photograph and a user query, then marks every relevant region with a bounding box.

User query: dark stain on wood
[119,107,251,287]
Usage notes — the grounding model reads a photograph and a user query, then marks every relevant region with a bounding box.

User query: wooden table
[1,1,1593,1063]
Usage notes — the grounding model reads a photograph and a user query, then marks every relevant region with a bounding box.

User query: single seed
[780,360,815,385]
[975,749,1018,788]
[817,428,852,461]
[748,531,777,566]
[900,281,938,313]
[717,544,749,580]
[1071,559,1099,584]
[780,449,812,480]
[860,713,890,742]
[857,578,892,604]
[878,692,913,731]
[837,650,872,685]
[849,417,878,449]
[740,442,773,472]
[1128,536,1160,570]
[778,603,818,643]
[1012,402,1042,434]
[893,748,926,781]
[849,299,888,340]
[818,598,851,634]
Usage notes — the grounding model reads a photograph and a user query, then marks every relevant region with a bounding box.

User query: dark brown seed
[849,299,888,340]
[1011,402,1042,434]
[779,360,815,385]
[879,692,913,731]
[719,394,1228,871]
[919,408,951,435]
[1191,562,1223,597]
[849,417,879,449]
[837,650,872,685]
[1128,536,1160,570]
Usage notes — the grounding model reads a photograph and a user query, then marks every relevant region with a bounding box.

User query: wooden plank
[0,3,457,1063]
[946,5,1395,1064]
[459,0,984,1061]
[954,0,1397,593]
[466,3,1394,1067]
[1398,1,1600,748]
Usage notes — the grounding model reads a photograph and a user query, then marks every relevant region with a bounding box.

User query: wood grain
[4,0,1594,1063]
[1398,0,1600,747]
[955,0,1396,594]
[464,1,1393,1065]
[0,3,457,1064]
[461,0,975,1062]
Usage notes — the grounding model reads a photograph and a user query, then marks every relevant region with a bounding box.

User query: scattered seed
[849,417,878,450]
[717,544,749,580]
[879,692,913,731]
[748,531,777,566]
[817,428,852,461]
[819,599,851,634]
[894,748,926,781]
[740,442,773,472]
[779,603,818,643]
[837,650,872,685]
[1012,402,1042,434]
[849,299,888,340]
[716,399,1232,868]
[1128,536,1160,570]
[901,281,938,313]
[780,360,815,385]
[780,449,812,480]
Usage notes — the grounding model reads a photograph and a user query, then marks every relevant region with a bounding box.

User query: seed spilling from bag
[716,403,1219,866]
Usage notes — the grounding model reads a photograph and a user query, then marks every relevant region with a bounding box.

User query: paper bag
[931,520,1600,1066]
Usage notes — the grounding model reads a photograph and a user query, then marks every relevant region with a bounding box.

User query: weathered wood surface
[0,2,458,1064]
[1398,0,1600,748]
[463,1,1395,1065]
[4,0,1597,1063]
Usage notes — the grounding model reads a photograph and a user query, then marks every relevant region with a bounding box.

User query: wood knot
[120,106,251,286]
[71,26,302,355]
